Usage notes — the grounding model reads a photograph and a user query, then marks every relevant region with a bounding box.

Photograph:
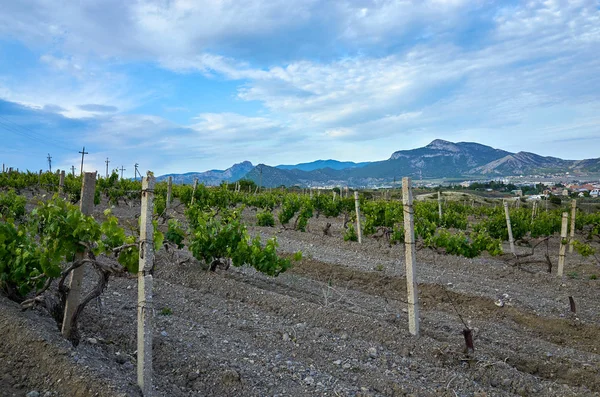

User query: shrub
[256,210,275,227]
[0,190,26,220]
[344,224,358,242]
[166,219,186,248]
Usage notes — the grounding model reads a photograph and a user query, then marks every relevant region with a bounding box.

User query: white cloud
[2,0,600,170]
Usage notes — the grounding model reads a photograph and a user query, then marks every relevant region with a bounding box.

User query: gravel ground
[1,195,599,396]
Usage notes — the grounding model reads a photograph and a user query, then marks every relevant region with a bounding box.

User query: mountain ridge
[157,140,600,187]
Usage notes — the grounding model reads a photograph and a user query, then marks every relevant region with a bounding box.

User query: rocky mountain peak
[425,139,461,152]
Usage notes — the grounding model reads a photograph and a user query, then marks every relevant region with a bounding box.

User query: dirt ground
[1,195,600,397]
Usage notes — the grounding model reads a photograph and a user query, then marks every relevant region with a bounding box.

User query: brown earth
[1,194,600,396]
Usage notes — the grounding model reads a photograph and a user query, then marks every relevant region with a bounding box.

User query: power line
[0,115,74,152]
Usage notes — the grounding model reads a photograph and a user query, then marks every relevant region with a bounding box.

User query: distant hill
[157,140,600,188]
[157,161,254,185]
[243,140,600,187]
[276,159,369,171]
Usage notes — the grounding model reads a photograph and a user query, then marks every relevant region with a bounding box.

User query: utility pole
[78,146,88,175]
[47,153,52,172]
[134,163,142,182]
[105,157,110,178]
[120,165,126,180]
[71,165,76,176]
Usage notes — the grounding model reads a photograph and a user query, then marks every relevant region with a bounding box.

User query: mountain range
[158,140,600,187]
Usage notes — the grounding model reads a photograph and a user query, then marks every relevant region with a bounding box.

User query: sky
[0,0,599,177]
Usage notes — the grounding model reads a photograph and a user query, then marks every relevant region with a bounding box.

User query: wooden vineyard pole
[333,190,336,202]
[569,200,577,254]
[354,191,362,244]
[58,170,65,195]
[166,176,173,209]
[558,212,568,277]
[503,201,516,256]
[438,191,442,221]
[191,178,198,205]
[402,177,420,336]
[138,173,155,396]
[61,172,96,338]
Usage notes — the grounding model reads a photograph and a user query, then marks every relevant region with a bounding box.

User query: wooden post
[558,212,568,277]
[503,201,516,256]
[354,191,362,244]
[138,173,155,396]
[402,177,420,337]
[310,189,313,199]
[191,178,198,205]
[531,200,537,220]
[166,176,172,209]
[438,191,442,221]
[59,170,65,194]
[61,172,96,338]
[333,191,336,202]
[569,200,576,254]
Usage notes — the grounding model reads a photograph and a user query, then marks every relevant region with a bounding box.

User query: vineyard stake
[61,172,96,339]
[568,296,577,313]
[438,191,442,221]
[558,212,568,277]
[333,190,336,202]
[191,178,198,205]
[138,172,155,396]
[354,191,362,244]
[569,200,576,254]
[166,176,173,209]
[402,177,420,337]
[58,170,65,195]
[503,201,516,256]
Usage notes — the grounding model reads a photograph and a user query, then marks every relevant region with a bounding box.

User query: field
[1,174,600,397]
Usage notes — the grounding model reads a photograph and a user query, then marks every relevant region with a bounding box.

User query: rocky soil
[1,196,600,397]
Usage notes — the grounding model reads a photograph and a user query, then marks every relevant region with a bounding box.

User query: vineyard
[1,170,600,396]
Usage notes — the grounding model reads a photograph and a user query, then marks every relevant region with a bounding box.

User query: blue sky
[0,0,599,177]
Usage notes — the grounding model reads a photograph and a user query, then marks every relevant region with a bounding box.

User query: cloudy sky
[0,0,599,176]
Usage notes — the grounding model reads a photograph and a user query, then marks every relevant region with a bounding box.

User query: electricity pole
[78,146,88,175]
[120,165,126,180]
[105,157,110,178]
[134,163,141,181]
[47,153,52,172]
